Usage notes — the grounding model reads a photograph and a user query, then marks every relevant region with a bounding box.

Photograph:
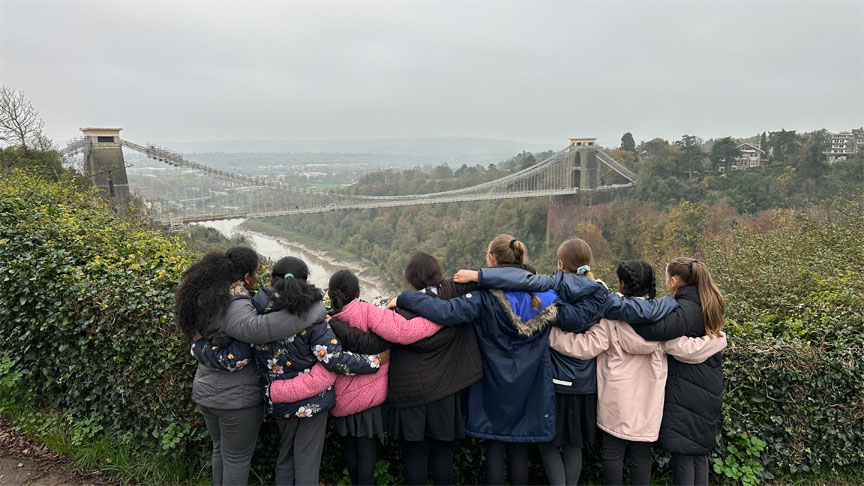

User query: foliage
[0,146,71,181]
[710,136,741,172]
[713,433,766,486]
[0,172,205,469]
[2,171,863,484]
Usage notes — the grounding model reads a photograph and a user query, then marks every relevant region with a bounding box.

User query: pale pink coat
[549,319,727,442]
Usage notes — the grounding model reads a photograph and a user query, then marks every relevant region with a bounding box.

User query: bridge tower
[569,137,599,190]
[80,128,130,204]
[546,137,611,242]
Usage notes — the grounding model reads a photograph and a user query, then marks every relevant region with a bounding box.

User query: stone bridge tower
[569,137,599,190]
[80,127,129,204]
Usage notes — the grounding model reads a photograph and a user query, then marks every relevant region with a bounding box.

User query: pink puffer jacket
[330,299,442,417]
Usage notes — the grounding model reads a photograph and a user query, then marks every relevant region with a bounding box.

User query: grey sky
[1,0,862,149]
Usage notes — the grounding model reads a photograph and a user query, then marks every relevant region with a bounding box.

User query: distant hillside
[159,137,552,168]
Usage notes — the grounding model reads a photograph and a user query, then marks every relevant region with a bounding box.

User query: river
[195,219,389,301]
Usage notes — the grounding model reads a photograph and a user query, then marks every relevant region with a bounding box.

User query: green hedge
[0,173,861,484]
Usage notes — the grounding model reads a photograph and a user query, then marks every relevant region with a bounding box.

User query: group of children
[180,234,727,486]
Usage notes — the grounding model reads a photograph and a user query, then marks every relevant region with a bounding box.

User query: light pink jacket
[549,319,727,442]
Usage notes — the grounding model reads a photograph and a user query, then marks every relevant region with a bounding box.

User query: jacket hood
[489,289,558,336]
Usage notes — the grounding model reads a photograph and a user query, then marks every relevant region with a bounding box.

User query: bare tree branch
[0,86,46,151]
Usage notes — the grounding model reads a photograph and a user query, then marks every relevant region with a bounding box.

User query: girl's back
[329,299,390,417]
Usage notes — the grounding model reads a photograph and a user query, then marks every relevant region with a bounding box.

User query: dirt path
[0,417,108,486]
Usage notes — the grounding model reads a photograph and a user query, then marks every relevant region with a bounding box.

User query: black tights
[484,440,528,486]
[671,453,708,486]
[340,436,377,486]
[601,432,652,485]
[402,439,455,485]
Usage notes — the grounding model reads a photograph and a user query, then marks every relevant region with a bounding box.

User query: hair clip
[688,260,698,272]
[509,239,518,249]
[284,273,294,278]
[576,265,591,276]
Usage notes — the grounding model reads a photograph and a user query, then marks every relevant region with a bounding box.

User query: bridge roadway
[160,183,634,224]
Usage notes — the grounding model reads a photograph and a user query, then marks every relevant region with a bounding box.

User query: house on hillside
[732,143,767,170]
[825,130,860,162]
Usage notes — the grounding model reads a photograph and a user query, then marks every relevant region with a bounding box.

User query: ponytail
[270,257,323,315]
[667,257,725,337]
[328,270,360,315]
[487,234,528,266]
[557,238,595,279]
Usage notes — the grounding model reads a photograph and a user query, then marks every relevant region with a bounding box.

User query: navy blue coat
[397,287,559,442]
[478,267,679,394]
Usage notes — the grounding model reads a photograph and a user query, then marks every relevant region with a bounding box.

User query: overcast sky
[1,0,862,149]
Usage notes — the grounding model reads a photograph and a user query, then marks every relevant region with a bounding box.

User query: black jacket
[330,280,484,408]
[634,285,724,455]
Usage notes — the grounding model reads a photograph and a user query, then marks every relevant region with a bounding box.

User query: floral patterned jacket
[255,319,381,419]
[192,286,381,419]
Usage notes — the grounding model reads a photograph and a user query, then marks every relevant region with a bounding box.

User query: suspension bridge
[63,128,636,226]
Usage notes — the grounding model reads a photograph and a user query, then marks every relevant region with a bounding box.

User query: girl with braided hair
[549,260,727,485]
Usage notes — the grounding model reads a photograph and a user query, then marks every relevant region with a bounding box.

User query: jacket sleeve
[223,300,326,345]
[477,267,555,292]
[604,294,679,324]
[555,287,607,333]
[547,322,612,359]
[361,304,443,344]
[663,332,728,364]
[190,338,254,372]
[614,322,665,355]
[268,362,337,403]
[308,322,381,376]
[633,305,689,341]
[329,318,391,354]
[396,290,485,326]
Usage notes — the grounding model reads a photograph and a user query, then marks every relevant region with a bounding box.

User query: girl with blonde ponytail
[633,257,726,486]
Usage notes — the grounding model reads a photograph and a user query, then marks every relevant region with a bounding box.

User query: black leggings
[402,439,455,485]
[340,436,377,486]
[671,453,708,486]
[601,432,652,485]
[484,440,529,486]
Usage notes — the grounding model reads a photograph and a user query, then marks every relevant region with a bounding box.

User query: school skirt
[387,392,465,442]
[552,392,598,447]
[332,404,386,438]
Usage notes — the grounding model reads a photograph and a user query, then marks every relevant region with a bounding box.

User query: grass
[0,397,206,485]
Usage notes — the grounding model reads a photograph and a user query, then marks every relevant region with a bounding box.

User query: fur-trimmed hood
[488,289,558,336]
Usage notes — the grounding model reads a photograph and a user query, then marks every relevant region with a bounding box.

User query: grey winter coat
[191,288,327,410]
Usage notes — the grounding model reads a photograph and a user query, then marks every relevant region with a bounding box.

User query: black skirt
[333,404,386,438]
[552,392,598,447]
[387,392,465,442]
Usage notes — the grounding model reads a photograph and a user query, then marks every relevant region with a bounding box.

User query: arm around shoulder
[224,300,326,345]
[664,332,727,364]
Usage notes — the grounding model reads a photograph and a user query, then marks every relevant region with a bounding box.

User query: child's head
[615,260,656,299]
[404,252,443,290]
[666,257,725,337]
[270,257,323,314]
[328,269,360,314]
[557,238,595,279]
[487,234,527,267]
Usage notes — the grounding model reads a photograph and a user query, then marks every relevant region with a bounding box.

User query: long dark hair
[270,257,323,315]
[174,246,259,338]
[404,252,443,290]
[328,270,359,315]
[616,260,657,299]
